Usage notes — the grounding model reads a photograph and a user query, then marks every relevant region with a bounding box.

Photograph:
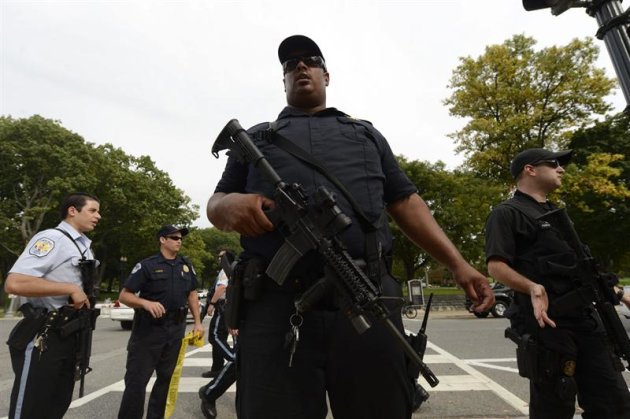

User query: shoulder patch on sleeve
[28,238,55,257]
[131,263,142,274]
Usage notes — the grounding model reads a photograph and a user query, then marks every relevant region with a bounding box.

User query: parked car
[465,282,514,318]
[110,290,207,330]
[110,300,135,330]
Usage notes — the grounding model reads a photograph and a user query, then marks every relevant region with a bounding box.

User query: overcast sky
[1,0,626,228]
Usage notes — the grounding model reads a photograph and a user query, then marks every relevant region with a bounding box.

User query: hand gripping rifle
[539,208,630,371]
[212,119,438,387]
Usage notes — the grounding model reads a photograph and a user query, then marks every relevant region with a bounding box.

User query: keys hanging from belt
[34,311,58,358]
[284,310,303,367]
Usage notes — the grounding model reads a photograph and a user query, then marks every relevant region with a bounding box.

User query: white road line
[422,354,450,364]
[68,382,126,408]
[63,342,528,416]
[464,358,517,363]
[422,341,529,415]
[92,377,237,394]
[66,344,230,410]
[461,357,519,373]
[464,361,519,373]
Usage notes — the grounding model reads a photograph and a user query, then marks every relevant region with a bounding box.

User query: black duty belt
[164,307,188,322]
[138,307,188,324]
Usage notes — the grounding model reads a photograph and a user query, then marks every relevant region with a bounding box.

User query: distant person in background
[201,250,230,379]
[117,225,204,419]
[199,327,238,419]
[5,192,101,419]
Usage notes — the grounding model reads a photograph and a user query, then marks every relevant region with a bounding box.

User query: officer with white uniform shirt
[5,192,101,419]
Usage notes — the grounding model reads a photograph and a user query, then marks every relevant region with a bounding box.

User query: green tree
[0,115,95,253]
[180,229,213,285]
[444,34,615,182]
[192,228,242,289]
[87,144,197,291]
[562,112,630,271]
[0,115,198,292]
[391,157,504,283]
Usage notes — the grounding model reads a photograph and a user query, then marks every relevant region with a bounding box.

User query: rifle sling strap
[55,228,87,260]
[55,228,94,295]
[265,124,378,233]
[264,123,383,281]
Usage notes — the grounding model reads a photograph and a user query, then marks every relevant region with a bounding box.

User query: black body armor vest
[500,198,581,304]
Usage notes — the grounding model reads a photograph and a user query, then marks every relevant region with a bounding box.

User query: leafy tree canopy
[444,34,616,183]
[0,115,199,291]
[190,228,242,289]
[391,157,504,283]
[561,112,630,271]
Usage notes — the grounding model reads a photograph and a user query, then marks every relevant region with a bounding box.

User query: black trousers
[529,327,630,419]
[9,328,77,419]
[118,318,185,419]
[236,275,412,419]
[208,305,230,372]
[514,309,630,419]
[201,341,237,402]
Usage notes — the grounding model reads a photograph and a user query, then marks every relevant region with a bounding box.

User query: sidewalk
[418,308,471,319]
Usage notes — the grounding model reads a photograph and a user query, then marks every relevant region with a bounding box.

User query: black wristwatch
[208,302,216,306]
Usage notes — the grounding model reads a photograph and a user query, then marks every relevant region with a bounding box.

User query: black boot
[198,387,217,418]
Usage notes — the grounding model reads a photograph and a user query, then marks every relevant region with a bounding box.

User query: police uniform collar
[514,189,552,207]
[156,252,182,263]
[277,106,348,120]
[56,221,91,246]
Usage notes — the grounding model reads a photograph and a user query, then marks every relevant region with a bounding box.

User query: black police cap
[278,35,325,64]
[510,148,573,179]
[157,224,189,238]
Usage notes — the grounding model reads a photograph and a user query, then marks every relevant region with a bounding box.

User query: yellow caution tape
[165,331,204,418]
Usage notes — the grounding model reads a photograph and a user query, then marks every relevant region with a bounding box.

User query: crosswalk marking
[63,341,528,416]
[422,341,529,415]
[463,360,519,373]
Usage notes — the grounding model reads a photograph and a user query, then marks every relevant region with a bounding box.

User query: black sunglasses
[166,236,183,241]
[282,56,326,74]
[532,159,560,169]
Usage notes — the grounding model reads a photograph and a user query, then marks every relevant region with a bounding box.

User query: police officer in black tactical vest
[485,148,630,418]
[206,35,494,419]
[117,225,204,419]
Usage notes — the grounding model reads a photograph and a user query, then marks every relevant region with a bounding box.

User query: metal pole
[588,0,630,112]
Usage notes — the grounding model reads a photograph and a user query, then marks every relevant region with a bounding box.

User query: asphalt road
[1,309,629,419]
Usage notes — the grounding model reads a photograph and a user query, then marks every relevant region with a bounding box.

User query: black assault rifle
[60,260,100,397]
[540,208,630,371]
[75,260,100,397]
[56,228,100,398]
[212,119,438,387]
